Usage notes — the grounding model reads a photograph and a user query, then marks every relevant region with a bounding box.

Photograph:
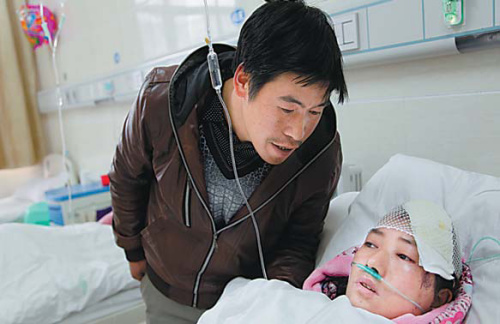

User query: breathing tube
[351,261,425,313]
[352,234,500,314]
[203,0,268,280]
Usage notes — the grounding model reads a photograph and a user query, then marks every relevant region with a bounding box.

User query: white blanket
[0,223,139,324]
[198,278,390,324]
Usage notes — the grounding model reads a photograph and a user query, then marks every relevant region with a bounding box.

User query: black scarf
[199,95,265,179]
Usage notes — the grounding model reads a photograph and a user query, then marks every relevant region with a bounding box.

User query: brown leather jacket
[109,44,343,309]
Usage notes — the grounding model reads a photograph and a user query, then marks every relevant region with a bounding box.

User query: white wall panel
[337,47,500,183]
[41,102,130,176]
[37,0,500,112]
[367,1,423,48]
[337,93,500,183]
[311,0,386,14]
[496,0,500,26]
[35,1,500,181]
[35,0,262,90]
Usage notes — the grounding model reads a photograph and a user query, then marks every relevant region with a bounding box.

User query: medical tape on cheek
[351,262,425,313]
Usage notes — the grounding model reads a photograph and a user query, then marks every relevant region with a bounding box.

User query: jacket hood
[169,44,236,129]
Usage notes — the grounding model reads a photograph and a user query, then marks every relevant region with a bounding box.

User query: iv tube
[40,2,73,218]
[203,0,268,279]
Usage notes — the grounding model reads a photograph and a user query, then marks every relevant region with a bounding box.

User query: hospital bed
[2,154,498,323]
[0,154,146,323]
[319,154,500,323]
[0,221,145,324]
[58,288,145,324]
[0,154,145,324]
[0,155,146,324]
[0,154,77,224]
[200,154,500,323]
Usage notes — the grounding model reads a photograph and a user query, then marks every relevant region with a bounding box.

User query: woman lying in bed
[304,200,472,323]
[198,200,472,324]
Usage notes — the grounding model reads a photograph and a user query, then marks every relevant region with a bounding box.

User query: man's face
[346,228,436,319]
[237,72,329,165]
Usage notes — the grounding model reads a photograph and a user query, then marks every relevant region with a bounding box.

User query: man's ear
[233,63,250,99]
[433,289,453,308]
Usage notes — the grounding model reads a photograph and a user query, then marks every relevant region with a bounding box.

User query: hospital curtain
[0,0,46,169]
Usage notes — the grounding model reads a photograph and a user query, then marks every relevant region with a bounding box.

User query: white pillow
[320,154,500,324]
[317,192,359,266]
[13,172,68,202]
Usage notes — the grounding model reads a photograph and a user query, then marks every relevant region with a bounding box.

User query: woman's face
[346,228,436,319]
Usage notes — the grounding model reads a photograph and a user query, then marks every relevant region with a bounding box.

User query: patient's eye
[397,254,414,263]
[364,241,377,248]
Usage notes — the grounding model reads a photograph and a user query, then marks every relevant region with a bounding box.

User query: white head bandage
[374,200,462,280]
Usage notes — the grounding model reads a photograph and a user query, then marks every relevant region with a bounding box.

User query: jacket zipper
[216,135,337,235]
[183,180,191,228]
[168,61,219,308]
[191,140,333,307]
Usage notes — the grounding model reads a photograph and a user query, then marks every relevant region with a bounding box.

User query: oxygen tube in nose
[352,262,425,313]
[203,0,268,280]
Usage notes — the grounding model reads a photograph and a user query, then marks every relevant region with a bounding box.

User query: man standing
[110,0,347,322]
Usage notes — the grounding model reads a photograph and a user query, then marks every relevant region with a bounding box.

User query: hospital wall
[40,46,500,184]
[336,47,500,183]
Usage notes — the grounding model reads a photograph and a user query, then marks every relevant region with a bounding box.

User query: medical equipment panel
[45,182,111,225]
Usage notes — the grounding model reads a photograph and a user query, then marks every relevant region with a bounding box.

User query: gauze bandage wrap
[374,200,462,280]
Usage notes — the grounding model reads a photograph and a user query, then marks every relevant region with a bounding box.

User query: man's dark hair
[233,0,348,103]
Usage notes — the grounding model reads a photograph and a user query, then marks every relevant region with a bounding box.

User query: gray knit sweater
[199,96,270,228]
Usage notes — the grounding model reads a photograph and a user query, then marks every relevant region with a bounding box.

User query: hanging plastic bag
[18,4,57,50]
